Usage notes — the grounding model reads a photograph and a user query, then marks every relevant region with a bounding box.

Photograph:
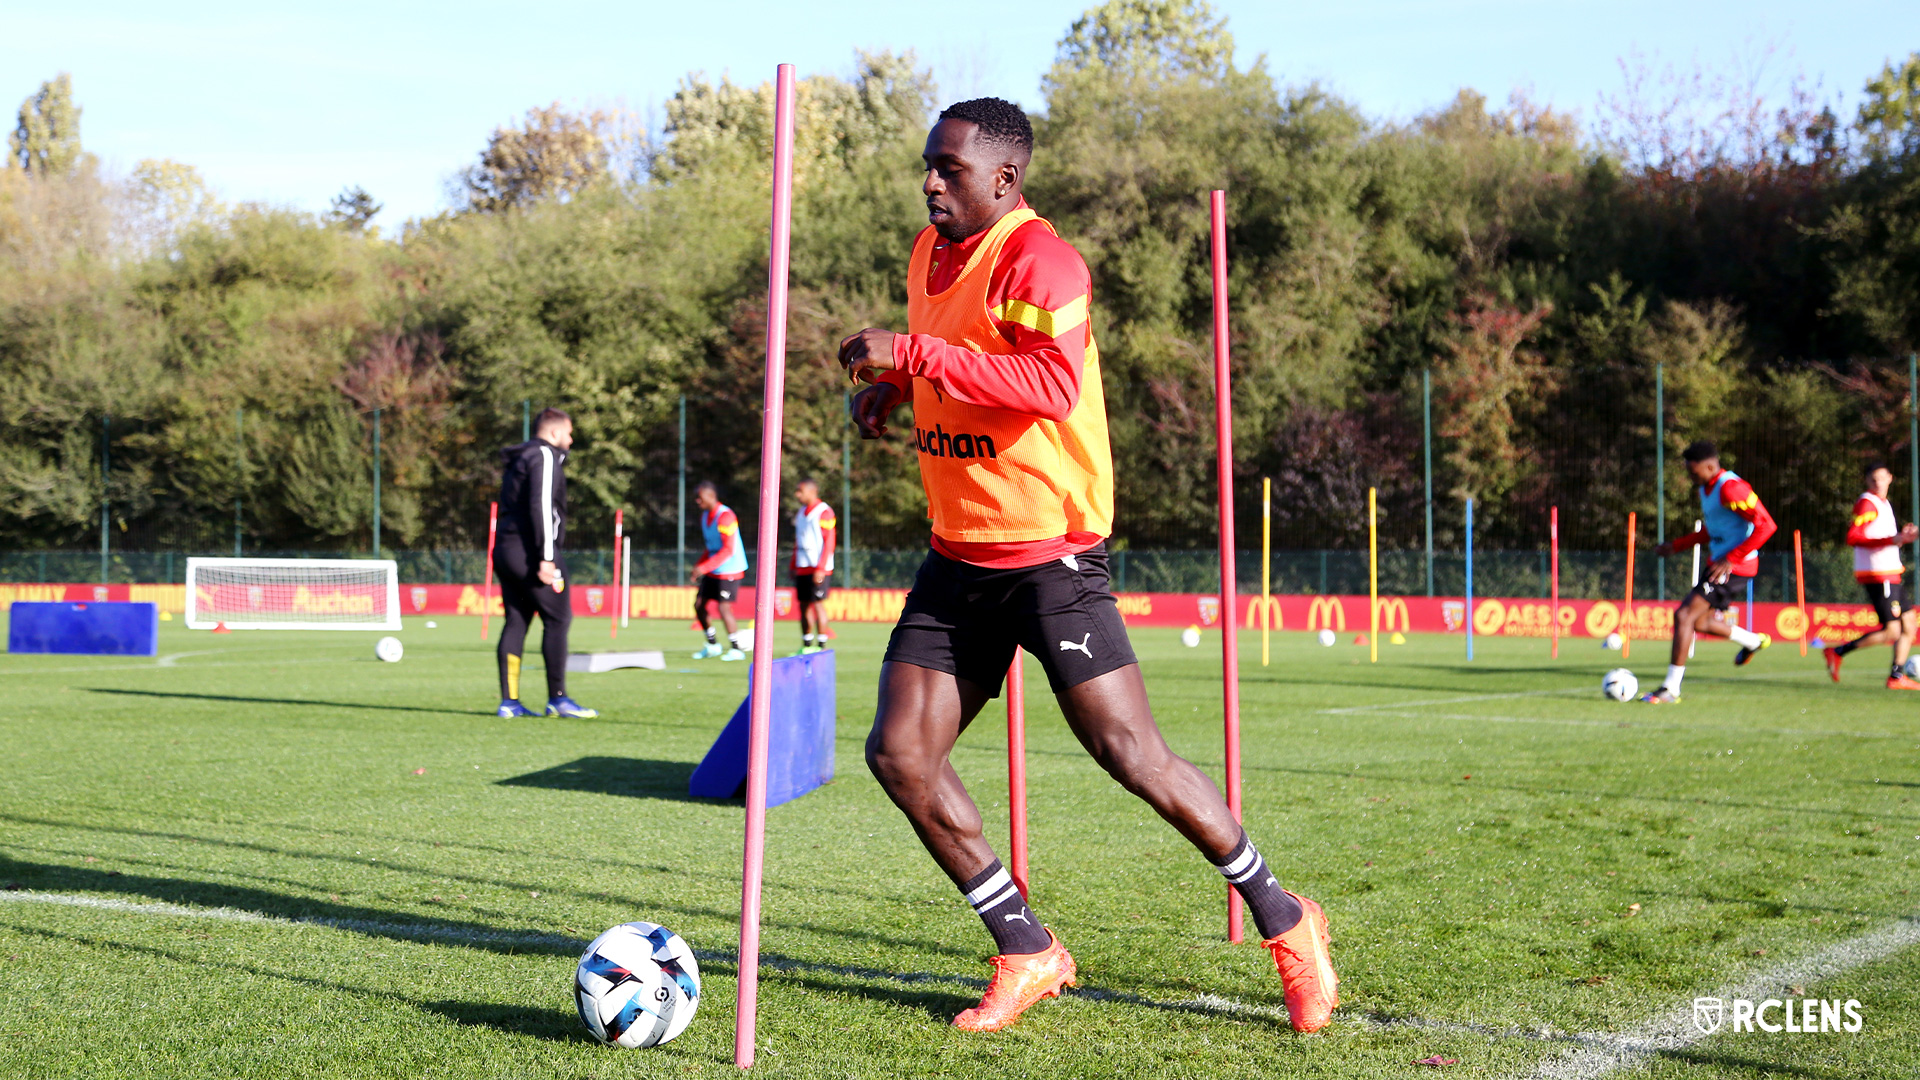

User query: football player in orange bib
[837,98,1336,1034]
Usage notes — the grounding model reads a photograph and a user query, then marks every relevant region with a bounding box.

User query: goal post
[184,557,402,631]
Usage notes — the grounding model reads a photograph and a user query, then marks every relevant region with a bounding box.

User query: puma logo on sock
[1002,911,1032,924]
[1059,633,1092,658]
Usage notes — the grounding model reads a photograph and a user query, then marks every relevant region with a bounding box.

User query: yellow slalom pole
[1262,477,1271,666]
[1368,486,1379,664]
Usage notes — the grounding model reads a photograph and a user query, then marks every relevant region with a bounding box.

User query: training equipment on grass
[609,509,622,639]
[374,636,403,663]
[7,601,157,656]
[1262,476,1272,666]
[1318,629,1337,647]
[1181,625,1201,647]
[734,65,795,1069]
[691,651,832,806]
[1793,529,1808,656]
[1550,505,1560,659]
[567,650,666,673]
[574,921,701,1048]
[1368,486,1379,664]
[483,500,497,640]
[1605,632,1624,651]
[185,557,400,631]
[1007,649,1029,899]
[1208,188,1244,943]
[1602,668,1639,702]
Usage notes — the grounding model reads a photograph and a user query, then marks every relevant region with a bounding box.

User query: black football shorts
[696,574,739,606]
[793,570,831,606]
[1864,579,1908,627]
[1687,576,1738,612]
[884,542,1137,696]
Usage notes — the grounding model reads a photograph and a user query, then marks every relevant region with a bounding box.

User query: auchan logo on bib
[914,424,999,460]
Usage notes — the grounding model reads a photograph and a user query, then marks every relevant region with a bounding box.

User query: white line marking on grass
[1510,914,1920,1080]
[1320,689,1589,714]
[0,656,352,677]
[0,891,584,951]
[155,651,218,668]
[1343,708,1916,742]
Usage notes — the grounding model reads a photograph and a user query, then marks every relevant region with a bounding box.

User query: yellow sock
[506,654,521,700]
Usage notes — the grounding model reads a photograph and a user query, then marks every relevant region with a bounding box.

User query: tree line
[4,2,1920,558]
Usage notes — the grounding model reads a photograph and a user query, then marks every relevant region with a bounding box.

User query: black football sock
[1213,832,1303,940]
[1834,639,1859,656]
[960,860,1052,956]
[704,627,719,645]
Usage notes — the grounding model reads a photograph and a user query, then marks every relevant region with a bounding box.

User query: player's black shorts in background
[885,542,1137,696]
[1863,580,1908,627]
[696,575,739,606]
[793,571,830,606]
[1687,576,1741,612]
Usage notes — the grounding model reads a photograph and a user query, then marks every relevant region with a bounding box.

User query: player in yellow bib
[837,98,1337,1035]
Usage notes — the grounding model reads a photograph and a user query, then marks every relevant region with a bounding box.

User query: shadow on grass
[497,756,707,802]
[84,686,475,719]
[1651,1045,1852,1078]
[417,999,588,1042]
[0,854,582,956]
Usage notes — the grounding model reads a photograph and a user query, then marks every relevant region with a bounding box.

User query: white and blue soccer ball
[575,921,701,1048]
[1602,668,1638,702]
[375,636,404,663]
[1602,632,1624,651]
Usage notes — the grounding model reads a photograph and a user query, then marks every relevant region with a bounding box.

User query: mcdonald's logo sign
[1375,597,1411,634]
[1245,596,1283,630]
[1306,596,1346,632]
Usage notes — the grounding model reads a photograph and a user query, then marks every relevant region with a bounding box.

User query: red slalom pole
[1550,506,1560,659]
[1007,649,1029,900]
[735,62,795,1072]
[610,509,623,639]
[1794,529,1808,656]
[1209,190,1243,944]
[482,501,497,640]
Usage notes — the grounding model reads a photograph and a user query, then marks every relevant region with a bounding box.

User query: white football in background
[1317,629,1337,647]
[375,636,404,663]
[1180,626,1201,648]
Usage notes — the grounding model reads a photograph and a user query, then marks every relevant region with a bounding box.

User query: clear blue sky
[11,1,1915,226]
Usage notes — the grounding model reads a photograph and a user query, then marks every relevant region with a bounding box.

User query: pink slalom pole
[735,62,795,1072]
[1007,649,1029,900]
[1210,190,1243,944]
[482,501,497,640]
[610,509,623,639]
[1550,506,1559,659]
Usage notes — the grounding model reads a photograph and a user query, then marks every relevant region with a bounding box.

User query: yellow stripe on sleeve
[991,294,1089,340]
[1856,510,1878,526]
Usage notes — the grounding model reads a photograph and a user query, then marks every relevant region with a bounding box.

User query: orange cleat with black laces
[1263,891,1339,1033]
[952,930,1077,1032]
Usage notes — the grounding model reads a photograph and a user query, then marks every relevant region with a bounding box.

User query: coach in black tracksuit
[494,408,578,711]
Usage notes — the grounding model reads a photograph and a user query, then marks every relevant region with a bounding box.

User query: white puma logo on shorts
[1059,633,1092,658]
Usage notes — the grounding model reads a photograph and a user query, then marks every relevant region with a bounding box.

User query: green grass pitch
[2,615,1917,1078]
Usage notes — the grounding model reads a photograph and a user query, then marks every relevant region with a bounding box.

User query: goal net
[185,558,402,631]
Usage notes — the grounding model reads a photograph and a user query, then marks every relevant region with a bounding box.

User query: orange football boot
[952,930,1077,1032]
[1263,891,1339,1033]
[1823,646,1844,682]
[1887,674,1920,690]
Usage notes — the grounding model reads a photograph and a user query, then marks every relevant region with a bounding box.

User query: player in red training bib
[1645,441,1778,703]
[835,98,1337,1036]
[1823,461,1920,688]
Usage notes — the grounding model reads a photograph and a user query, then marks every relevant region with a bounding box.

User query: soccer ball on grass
[374,636,404,663]
[1601,668,1638,702]
[575,921,701,1048]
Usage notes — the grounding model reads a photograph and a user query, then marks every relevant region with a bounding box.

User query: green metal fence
[0,548,1880,605]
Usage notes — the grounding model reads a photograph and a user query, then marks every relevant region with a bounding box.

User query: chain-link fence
[0,546,1881,605]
